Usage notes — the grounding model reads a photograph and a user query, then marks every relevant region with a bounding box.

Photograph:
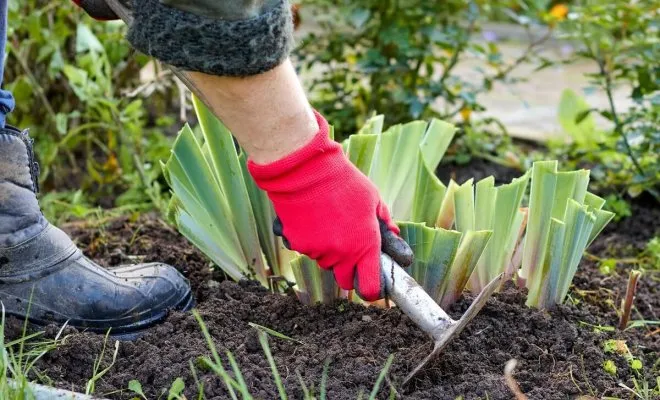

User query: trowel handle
[380,253,455,339]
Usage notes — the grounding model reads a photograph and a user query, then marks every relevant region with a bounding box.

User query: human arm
[72,0,413,300]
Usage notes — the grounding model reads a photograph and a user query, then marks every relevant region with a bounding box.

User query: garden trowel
[379,252,503,386]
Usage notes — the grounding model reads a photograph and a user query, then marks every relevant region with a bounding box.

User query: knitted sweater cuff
[126,0,294,77]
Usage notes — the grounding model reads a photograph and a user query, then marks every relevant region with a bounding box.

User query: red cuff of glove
[247,110,399,301]
[248,112,362,202]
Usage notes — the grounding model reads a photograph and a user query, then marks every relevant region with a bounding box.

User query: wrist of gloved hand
[248,110,413,301]
[71,0,294,77]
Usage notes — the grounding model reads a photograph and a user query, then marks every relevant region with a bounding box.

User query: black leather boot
[0,125,193,336]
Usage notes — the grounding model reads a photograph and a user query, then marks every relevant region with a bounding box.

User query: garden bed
[5,162,659,400]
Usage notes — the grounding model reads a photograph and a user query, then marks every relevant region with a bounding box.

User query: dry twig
[504,359,528,400]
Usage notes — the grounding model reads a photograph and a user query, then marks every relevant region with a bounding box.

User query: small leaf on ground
[128,380,146,399]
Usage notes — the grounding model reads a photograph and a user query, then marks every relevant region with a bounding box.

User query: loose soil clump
[4,166,658,400]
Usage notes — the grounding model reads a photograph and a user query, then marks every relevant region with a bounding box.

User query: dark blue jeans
[0,0,15,128]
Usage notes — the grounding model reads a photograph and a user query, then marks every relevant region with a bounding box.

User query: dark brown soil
[4,167,659,399]
[437,158,524,186]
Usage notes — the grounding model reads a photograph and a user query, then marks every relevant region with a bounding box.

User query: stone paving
[293,18,633,143]
[453,24,633,142]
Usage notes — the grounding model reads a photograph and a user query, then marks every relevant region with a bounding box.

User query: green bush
[5,0,180,218]
[551,0,659,202]
[293,0,556,140]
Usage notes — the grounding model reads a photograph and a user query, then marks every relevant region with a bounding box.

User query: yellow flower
[460,107,472,122]
[103,153,119,174]
[549,4,569,21]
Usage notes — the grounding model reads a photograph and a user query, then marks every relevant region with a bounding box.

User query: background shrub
[293,0,557,140]
[5,0,180,220]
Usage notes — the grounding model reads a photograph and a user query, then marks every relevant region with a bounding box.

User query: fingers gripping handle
[380,253,455,341]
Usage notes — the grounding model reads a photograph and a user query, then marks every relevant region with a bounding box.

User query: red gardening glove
[71,0,121,20]
[248,111,413,301]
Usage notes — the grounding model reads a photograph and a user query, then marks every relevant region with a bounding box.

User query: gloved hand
[248,111,413,301]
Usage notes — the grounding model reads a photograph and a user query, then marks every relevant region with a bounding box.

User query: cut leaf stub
[520,161,614,308]
[163,105,615,309]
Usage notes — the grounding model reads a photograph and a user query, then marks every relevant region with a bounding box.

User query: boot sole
[111,291,196,341]
[3,289,195,341]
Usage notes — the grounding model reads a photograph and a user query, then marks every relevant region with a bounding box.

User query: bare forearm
[95,0,316,163]
[188,59,319,164]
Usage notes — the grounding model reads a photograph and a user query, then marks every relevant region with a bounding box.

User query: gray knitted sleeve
[126,0,294,77]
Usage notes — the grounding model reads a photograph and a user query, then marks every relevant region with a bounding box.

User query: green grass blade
[368,355,395,400]
[3,332,46,349]
[521,161,558,283]
[439,230,493,308]
[225,351,252,399]
[258,332,287,400]
[454,179,475,232]
[188,361,205,400]
[320,359,330,400]
[85,332,119,395]
[248,323,302,344]
[296,371,311,400]
[193,310,240,399]
[193,310,224,369]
